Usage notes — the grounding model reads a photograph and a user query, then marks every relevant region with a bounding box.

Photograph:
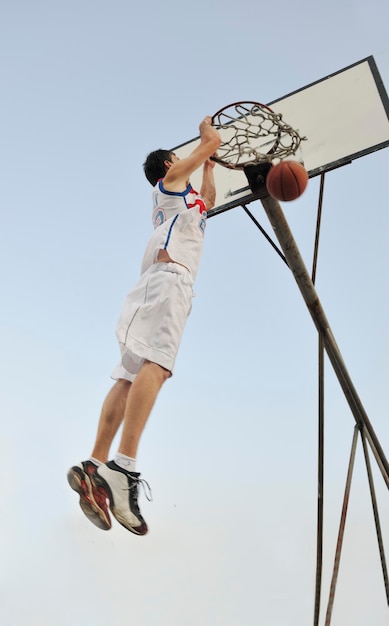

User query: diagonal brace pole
[359,426,389,603]
[259,195,389,488]
[324,425,359,625]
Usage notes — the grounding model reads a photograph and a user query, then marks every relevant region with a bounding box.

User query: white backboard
[174,56,389,215]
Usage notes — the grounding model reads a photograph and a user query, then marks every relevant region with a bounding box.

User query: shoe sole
[67,467,111,531]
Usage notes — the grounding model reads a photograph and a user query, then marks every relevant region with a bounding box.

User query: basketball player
[67,116,221,535]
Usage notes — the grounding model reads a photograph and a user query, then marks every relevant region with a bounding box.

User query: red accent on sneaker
[67,461,112,531]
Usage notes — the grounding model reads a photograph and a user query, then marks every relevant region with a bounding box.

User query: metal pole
[312,173,325,626]
[359,426,389,603]
[260,195,389,487]
[324,425,359,625]
[313,333,325,626]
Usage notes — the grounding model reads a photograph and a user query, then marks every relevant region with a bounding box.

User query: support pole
[359,426,389,603]
[324,425,359,625]
[313,333,325,626]
[260,195,389,488]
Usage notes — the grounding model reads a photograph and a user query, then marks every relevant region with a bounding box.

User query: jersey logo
[199,217,206,234]
[154,209,166,228]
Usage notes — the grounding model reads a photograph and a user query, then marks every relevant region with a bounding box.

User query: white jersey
[140,179,207,279]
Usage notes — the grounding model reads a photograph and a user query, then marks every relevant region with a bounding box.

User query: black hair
[143,149,173,186]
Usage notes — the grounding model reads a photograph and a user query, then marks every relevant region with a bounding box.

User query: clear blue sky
[1,1,389,625]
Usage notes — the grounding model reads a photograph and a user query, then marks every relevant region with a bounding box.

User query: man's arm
[163,116,221,192]
[200,158,217,210]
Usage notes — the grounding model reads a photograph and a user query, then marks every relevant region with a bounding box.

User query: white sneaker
[94,461,151,535]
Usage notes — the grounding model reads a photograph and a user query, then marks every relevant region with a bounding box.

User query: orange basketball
[266,160,309,201]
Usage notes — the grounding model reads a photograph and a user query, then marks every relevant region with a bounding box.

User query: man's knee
[145,360,171,384]
[160,366,171,383]
[116,378,132,389]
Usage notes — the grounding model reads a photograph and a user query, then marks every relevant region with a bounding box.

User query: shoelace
[128,475,153,502]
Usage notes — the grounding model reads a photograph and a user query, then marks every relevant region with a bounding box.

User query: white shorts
[111,262,193,382]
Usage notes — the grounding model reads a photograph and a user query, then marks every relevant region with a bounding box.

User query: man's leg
[67,379,131,530]
[91,378,131,461]
[118,361,170,458]
[95,361,170,535]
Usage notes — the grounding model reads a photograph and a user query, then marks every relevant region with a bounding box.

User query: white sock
[114,452,137,473]
[89,457,102,466]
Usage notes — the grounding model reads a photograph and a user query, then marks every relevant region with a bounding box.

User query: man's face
[165,153,180,171]
[169,153,180,164]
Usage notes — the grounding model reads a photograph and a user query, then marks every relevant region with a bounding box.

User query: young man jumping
[67,116,221,535]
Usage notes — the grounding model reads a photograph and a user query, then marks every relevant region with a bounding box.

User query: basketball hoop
[211,101,306,170]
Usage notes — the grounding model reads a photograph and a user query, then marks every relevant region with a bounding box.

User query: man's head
[143,149,176,186]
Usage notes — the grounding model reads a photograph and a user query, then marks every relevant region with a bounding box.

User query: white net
[212,102,306,169]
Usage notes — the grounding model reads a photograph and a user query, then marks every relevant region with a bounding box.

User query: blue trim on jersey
[163,214,179,250]
[158,180,193,197]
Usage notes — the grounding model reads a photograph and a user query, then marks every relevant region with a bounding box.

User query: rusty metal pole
[324,425,360,625]
[260,194,389,488]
